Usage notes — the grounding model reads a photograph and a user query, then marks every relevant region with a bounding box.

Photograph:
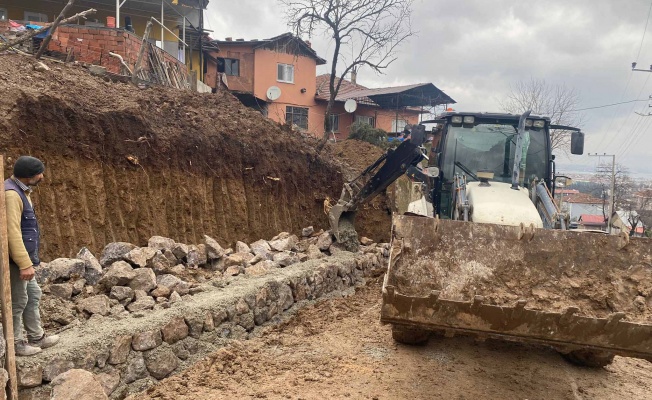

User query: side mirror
[571,131,584,155]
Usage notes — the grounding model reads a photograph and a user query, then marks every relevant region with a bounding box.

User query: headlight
[533,119,545,128]
[463,116,475,124]
[451,116,463,124]
[525,119,533,127]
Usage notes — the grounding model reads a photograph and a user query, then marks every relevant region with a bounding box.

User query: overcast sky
[204,0,652,176]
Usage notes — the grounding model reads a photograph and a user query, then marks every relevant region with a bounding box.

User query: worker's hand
[19,266,36,281]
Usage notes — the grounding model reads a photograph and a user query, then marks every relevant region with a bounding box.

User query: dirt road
[132,278,652,400]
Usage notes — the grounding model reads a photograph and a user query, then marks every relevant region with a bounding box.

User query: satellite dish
[266,86,281,101]
[344,99,358,113]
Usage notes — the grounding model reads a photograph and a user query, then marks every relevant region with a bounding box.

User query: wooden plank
[0,156,18,400]
[132,20,153,84]
[35,0,76,60]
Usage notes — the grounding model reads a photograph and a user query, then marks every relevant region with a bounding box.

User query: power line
[602,74,652,151]
[635,0,652,62]
[569,98,648,112]
[594,72,633,150]
[599,1,652,153]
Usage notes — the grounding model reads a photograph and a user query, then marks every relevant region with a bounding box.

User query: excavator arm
[328,125,427,248]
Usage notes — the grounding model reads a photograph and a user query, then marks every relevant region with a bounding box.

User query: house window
[392,118,408,133]
[277,63,294,83]
[0,9,7,21]
[355,115,375,127]
[217,57,240,76]
[24,11,48,23]
[329,114,340,132]
[286,106,308,130]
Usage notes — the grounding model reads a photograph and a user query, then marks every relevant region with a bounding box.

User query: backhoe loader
[329,111,652,367]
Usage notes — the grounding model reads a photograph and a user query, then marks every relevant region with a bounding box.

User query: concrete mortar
[18,252,382,398]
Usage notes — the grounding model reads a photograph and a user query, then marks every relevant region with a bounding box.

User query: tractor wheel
[561,350,615,368]
[391,325,430,345]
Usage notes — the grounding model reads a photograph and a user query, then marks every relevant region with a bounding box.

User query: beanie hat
[13,156,45,178]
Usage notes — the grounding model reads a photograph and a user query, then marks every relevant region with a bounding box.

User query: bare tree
[593,162,634,220]
[499,78,584,152]
[280,0,415,144]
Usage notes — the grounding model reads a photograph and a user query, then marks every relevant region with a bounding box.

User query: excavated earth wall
[0,55,390,261]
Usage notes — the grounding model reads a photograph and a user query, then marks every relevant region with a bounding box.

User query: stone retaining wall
[18,251,386,399]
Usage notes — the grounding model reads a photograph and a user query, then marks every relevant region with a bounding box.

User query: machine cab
[425,113,557,219]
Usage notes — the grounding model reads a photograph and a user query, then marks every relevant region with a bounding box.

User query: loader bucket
[381,215,652,363]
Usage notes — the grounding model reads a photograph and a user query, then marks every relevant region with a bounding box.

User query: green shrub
[348,122,390,148]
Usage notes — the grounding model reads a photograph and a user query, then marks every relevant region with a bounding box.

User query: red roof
[564,193,603,204]
[579,214,605,224]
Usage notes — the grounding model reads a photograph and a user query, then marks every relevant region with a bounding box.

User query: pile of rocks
[17,229,389,399]
[37,228,389,330]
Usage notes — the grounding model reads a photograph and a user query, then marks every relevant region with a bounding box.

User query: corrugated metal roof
[315,74,455,108]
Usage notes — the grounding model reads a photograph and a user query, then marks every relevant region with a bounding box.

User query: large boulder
[132,330,162,351]
[49,283,73,300]
[224,252,254,267]
[50,369,108,400]
[148,236,176,251]
[171,243,189,259]
[235,241,251,253]
[156,274,191,295]
[124,247,158,268]
[76,247,103,285]
[144,346,179,379]
[126,296,155,312]
[99,261,135,289]
[161,317,188,344]
[100,242,137,268]
[273,251,300,267]
[250,239,273,260]
[147,251,174,274]
[109,286,134,302]
[36,258,85,284]
[245,260,279,276]
[268,235,299,252]
[129,268,157,293]
[186,245,207,267]
[204,235,225,260]
[306,244,324,260]
[316,232,333,251]
[78,295,110,316]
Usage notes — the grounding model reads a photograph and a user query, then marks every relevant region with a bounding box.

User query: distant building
[577,214,606,231]
[612,210,645,237]
[560,193,604,221]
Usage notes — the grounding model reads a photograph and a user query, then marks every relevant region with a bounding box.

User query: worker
[4,156,59,356]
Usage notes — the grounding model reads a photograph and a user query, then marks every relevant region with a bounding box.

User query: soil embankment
[0,55,391,259]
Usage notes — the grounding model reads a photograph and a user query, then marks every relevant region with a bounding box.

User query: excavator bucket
[381,215,652,364]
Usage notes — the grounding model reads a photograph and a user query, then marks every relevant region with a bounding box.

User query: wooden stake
[133,21,153,84]
[0,156,18,400]
[35,0,76,60]
[0,8,96,53]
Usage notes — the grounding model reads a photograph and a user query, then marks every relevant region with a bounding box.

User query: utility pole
[589,153,616,234]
